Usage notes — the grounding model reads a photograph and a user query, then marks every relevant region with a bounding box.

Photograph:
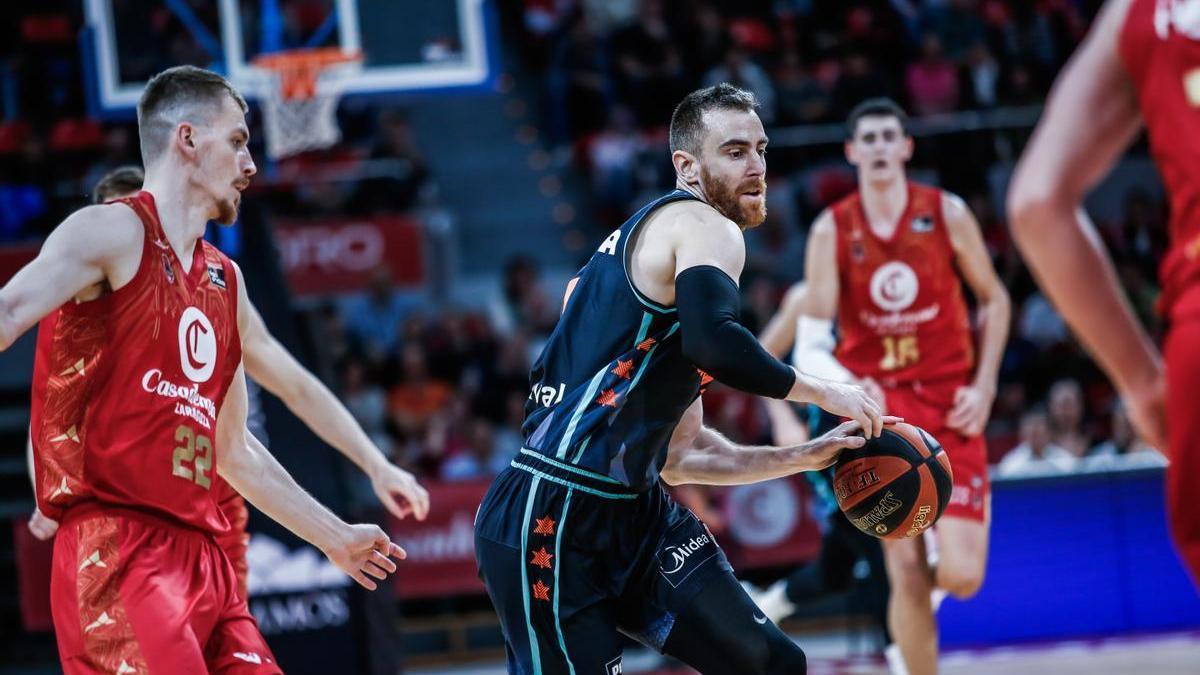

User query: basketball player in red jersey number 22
[10,66,405,674]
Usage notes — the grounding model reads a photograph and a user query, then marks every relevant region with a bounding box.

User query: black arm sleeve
[675,265,796,399]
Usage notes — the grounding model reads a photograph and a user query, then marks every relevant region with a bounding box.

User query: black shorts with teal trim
[474,451,732,675]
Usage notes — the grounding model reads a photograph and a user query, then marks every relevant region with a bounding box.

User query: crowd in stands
[0,0,1169,489]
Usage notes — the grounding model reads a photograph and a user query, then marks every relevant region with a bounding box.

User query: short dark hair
[669,83,759,154]
[92,165,145,204]
[846,97,909,139]
[137,66,248,164]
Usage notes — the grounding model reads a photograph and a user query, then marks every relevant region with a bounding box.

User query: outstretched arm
[1006,0,1163,446]
[241,301,429,520]
[758,282,808,358]
[944,193,1011,436]
[672,208,882,436]
[660,398,876,486]
[217,363,405,590]
[0,204,139,350]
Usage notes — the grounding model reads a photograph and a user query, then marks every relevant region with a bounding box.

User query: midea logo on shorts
[178,306,216,383]
[869,261,919,312]
[661,534,710,575]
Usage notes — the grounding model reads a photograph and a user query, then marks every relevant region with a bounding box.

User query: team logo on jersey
[910,215,934,233]
[178,306,217,383]
[207,264,227,289]
[1157,0,1200,40]
[869,261,919,312]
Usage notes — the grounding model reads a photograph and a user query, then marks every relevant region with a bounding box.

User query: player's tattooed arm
[240,299,429,520]
[660,398,883,486]
[0,204,140,350]
[1007,0,1163,447]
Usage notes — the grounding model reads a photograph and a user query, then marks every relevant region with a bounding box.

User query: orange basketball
[833,422,953,540]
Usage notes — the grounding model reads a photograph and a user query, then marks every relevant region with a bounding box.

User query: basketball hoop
[252,47,361,160]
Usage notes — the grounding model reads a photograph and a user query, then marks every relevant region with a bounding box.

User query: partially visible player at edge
[12,66,404,674]
[26,165,430,599]
[774,99,1010,675]
[1008,0,1193,585]
[475,83,892,675]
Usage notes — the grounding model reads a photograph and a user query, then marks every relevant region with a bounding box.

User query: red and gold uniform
[1120,0,1200,581]
[29,191,279,674]
[833,182,987,521]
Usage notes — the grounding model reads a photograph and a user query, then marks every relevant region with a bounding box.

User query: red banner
[387,480,489,600]
[274,215,424,296]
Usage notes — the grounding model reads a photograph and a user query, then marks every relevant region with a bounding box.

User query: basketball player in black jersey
[474,84,890,675]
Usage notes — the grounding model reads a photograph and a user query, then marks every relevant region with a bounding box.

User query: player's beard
[215,198,237,225]
[700,165,767,229]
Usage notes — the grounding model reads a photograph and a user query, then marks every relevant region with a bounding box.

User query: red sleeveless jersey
[1120,0,1200,318]
[30,191,242,535]
[832,182,974,383]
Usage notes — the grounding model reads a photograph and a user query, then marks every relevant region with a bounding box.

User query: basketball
[833,423,953,540]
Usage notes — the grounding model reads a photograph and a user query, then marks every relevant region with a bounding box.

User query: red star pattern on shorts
[533,515,556,536]
[530,547,554,570]
[532,579,552,602]
[697,368,714,389]
[612,359,634,379]
[637,337,657,351]
[596,389,619,407]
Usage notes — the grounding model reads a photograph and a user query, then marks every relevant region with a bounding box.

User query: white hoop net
[254,50,361,160]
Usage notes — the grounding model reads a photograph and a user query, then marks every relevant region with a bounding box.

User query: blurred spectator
[831,51,891,116]
[494,256,557,337]
[774,50,831,125]
[963,42,999,108]
[342,266,420,361]
[1082,401,1166,471]
[355,109,432,212]
[440,418,498,482]
[1018,291,1068,349]
[996,408,1076,477]
[610,0,686,126]
[341,357,391,455]
[548,11,612,144]
[586,106,644,215]
[389,343,453,436]
[678,2,732,82]
[702,47,776,125]
[1047,378,1089,458]
[921,0,986,60]
[906,34,960,116]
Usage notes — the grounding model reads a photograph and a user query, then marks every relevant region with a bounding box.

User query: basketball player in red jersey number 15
[795,99,1011,675]
[1009,0,1194,586]
[11,66,404,674]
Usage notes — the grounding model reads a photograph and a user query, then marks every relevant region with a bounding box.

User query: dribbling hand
[796,416,906,471]
[323,523,407,591]
[814,380,884,438]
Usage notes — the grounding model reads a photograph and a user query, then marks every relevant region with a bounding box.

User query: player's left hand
[28,507,59,541]
[945,384,994,437]
[370,462,430,521]
[324,523,407,591]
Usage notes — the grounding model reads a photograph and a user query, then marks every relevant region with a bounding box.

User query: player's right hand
[813,379,884,438]
[28,507,59,541]
[797,416,906,471]
[323,523,407,591]
[1123,373,1167,451]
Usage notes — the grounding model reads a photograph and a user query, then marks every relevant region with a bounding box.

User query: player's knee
[887,550,931,591]
[938,564,984,599]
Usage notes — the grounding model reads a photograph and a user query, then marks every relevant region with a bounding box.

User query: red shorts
[51,504,280,674]
[881,377,989,523]
[216,494,251,600]
[1164,313,1200,585]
